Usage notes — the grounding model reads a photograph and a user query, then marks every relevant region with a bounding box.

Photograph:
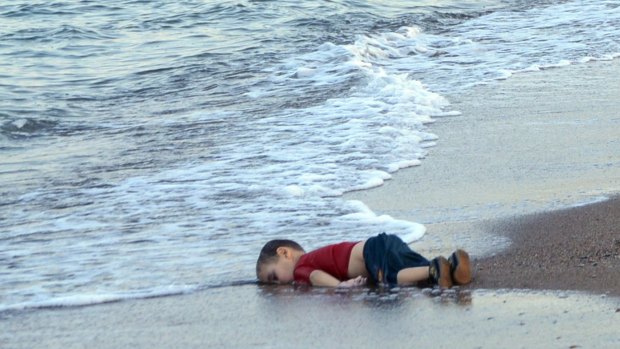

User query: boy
[256,233,472,288]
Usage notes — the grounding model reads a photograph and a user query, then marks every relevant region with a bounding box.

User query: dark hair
[256,239,304,277]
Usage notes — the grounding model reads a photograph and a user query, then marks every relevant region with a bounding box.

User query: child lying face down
[256,233,472,288]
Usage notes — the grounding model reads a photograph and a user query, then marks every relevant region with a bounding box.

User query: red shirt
[294,242,357,285]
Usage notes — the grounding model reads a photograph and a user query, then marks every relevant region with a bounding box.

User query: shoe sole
[436,256,453,289]
[449,249,472,285]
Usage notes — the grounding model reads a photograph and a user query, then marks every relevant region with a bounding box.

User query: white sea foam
[0,285,198,313]
[12,119,27,129]
[355,1,620,93]
[3,31,444,308]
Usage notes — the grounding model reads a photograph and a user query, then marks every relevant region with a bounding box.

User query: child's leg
[363,233,452,288]
[396,266,429,285]
[398,257,453,288]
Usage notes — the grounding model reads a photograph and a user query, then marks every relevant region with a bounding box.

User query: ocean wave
[2,24,115,42]
[0,118,58,139]
[1,2,77,17]
[0,285,199,314]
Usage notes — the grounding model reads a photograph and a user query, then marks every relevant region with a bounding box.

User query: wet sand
[347,58,620,268]
[474,196,620,297]
[3,58,620,349]
[2,285,619,349]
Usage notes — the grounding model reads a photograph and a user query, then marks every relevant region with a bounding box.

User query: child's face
[258,255,295,284]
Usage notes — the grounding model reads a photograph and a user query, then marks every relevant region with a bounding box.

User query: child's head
[256,239,304,284]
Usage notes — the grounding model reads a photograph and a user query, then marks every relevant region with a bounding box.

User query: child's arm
[309,270,366,287]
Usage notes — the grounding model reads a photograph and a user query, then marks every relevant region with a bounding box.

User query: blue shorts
[363,233,430,285]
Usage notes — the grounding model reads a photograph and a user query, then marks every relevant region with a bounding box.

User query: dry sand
[3,60,620,349]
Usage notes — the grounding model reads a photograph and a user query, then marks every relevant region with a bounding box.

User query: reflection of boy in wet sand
[257,233,472,288]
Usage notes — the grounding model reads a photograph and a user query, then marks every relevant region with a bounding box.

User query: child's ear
[276,247,288,258]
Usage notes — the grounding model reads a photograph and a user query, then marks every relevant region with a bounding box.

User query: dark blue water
[1,0,619,311]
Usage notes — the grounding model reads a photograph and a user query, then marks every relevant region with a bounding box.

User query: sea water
[1,0,619,312]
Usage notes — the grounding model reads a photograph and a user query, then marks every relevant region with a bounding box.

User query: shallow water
[3,285,619,349]
[1,0,620,311]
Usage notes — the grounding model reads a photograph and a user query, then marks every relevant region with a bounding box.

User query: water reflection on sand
[257,284,473,307]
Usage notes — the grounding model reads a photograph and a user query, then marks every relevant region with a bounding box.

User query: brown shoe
[429,256,453,289]
[448,249,472,285]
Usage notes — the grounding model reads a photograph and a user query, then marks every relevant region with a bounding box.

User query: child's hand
[338,276,367,288]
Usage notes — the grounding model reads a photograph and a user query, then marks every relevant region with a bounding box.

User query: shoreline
[472,195,620,297]
[345,58,620,292]
[346,58,620,219]
[3,282,619,349]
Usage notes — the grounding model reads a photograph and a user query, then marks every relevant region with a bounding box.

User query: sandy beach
[2,285,619,349]
[346,59,620,299]
[474,196,620,297]
[3,59,620,348]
